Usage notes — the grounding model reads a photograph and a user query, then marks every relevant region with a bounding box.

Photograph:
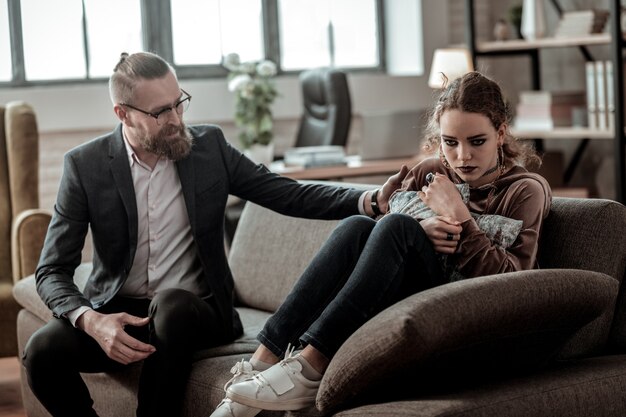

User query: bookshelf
[477,33,611,52]
[464,0,626,203]
[513,127,614,140]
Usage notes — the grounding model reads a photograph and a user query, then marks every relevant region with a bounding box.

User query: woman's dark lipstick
[458,166,477,174]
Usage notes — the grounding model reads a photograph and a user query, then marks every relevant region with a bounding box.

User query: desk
[269,154,587,198]
[270,155,423,180]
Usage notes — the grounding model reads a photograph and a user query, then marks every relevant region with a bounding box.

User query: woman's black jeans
[258,213,446,359]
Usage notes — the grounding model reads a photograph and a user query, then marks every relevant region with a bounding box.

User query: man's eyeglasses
[121,89,192,125]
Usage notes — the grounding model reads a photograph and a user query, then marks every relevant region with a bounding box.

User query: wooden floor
[0,357,26,417]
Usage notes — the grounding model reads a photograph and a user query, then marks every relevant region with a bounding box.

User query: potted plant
[223,53,278,165]
[508,3,523,39]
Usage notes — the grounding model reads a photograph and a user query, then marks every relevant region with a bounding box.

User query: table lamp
[427,48,474,89]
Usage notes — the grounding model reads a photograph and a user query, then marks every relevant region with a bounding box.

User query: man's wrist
[370,189,382,216]
[73,307,96,330]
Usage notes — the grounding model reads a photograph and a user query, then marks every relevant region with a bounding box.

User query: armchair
[0,101,50,357]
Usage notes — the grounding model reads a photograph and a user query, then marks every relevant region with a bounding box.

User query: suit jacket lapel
[108,125,138,251]
[176,153,196,232]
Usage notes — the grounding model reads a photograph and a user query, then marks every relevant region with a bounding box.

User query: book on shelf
[517,90,586,106]
[554,9,609,38]
[595,60,608,130]
[605,60,615,132]
[586,61,598,129]
[585,59,614,131]
[514,90,585,131]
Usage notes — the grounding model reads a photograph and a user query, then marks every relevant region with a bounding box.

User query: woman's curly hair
[423,71,541,169]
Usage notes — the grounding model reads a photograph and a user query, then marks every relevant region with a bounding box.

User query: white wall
[0,1,450,133]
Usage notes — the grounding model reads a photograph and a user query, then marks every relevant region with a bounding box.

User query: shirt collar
[122,128,139,166]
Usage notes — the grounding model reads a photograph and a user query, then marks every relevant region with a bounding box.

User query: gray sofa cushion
[317,270,618,413]
[13,263,93,323]
[229,202,341,312]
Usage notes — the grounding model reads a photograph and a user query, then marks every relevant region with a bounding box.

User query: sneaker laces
[223,359,258,391]
[215,398,236,417]
[279,343,299,371]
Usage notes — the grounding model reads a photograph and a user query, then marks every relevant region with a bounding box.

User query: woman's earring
[439,145,451,168]
[498,145,506,175]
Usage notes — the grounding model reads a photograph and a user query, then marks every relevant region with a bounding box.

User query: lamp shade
[427,48,474,89]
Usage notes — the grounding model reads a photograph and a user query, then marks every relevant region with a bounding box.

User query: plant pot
[244,142,274,166]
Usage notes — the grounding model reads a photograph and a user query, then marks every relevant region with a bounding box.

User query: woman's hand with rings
[419,216,462,254]
[419,172,471,222]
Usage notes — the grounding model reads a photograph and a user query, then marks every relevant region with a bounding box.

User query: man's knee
[149,289,206,339]
[149,288,198,318]
[23,320,70,374]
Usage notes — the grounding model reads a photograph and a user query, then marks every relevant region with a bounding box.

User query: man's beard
[138,123,193,161]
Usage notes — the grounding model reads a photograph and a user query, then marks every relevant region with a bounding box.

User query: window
[171,0,263,65]
[2,0,383,85]
[9,0,142,82]
[21,0,86,80]
[84,0,142,78]
[0,0,10,81]
[278,0,380,71]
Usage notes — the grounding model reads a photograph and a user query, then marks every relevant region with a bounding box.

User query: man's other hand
[77,310,156,364]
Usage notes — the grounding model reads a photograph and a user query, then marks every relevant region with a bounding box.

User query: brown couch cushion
[537,198,626,350]
[4,101,39,218]
[317,270,618,414]
[332,355,626,417]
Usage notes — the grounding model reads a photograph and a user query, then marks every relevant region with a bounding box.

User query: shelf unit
[464,0,626,203]
[513,127,615,140]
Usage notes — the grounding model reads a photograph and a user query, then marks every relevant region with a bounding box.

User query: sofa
[12,193,626,416]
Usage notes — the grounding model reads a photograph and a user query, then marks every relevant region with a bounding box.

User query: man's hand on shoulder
[77,309,156,365]
[379,165,410,214]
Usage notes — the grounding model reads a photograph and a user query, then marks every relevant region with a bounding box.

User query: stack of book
[586,60,615,131]
[283,145,347,168]
[554,10,609,37]
[514,91,586,131]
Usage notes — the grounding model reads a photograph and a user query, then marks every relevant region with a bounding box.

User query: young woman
[210,71,552,417]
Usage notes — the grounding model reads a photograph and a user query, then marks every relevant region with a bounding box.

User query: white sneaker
[209,398,261,417]
[209,360,261,417]
[226,347,320,411]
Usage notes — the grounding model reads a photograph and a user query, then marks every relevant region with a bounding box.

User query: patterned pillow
[389,184,523,249]
[389,184,523,280]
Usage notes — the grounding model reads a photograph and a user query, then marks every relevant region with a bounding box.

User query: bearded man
[22,52,403,417]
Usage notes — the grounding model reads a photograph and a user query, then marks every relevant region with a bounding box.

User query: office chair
[224,68,353,245]
[295,67,352,148]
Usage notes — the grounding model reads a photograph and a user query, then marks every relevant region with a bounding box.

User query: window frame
[1,0,385,87]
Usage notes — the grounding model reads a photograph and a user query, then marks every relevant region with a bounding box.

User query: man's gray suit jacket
[36,124,362,335]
